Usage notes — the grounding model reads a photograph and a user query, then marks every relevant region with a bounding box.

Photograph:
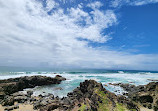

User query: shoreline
[0,75,157,111]
[0,75,66,98]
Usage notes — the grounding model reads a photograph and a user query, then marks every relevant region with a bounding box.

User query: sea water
[0,70,158,97]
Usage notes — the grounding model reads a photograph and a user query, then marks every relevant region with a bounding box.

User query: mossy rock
[78,103,87,111]
[95,88,128,111]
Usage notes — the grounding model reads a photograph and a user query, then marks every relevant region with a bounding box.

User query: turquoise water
[0,70,158,97]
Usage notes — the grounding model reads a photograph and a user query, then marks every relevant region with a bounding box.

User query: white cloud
[133,0,158,6]
[87,1,103,9]
[110,0,123,8]
[46,0,59,11]
[0,0,158,70]
[111,0,158,8]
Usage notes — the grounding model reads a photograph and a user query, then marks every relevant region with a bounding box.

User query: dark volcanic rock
[27,90,33,97]
[0,77,141,111]
[37,80,139,111]
[115,82,158,111]
[0,75,66,106]
[0,75,66,99]
[0,79,140,111]
[54,75,66,81]
[4,105,19,111]
[2,96,14,106]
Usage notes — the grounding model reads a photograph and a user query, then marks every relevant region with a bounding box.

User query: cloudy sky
[0,0,158,70]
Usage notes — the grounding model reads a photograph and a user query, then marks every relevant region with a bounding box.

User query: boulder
[55,75,66,81]
[27,90,33,97]
[2,96,14,106]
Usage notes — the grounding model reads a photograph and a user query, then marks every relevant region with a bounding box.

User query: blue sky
[0,0,158,70]
[107,3,158,54]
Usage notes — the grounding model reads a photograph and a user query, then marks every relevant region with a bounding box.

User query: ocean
[0,69,158,97]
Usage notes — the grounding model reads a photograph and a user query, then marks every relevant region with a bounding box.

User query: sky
[0,0,158,70]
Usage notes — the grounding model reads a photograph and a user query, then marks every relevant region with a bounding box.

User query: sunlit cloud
[110,0,158,8]
[0,0,158,70]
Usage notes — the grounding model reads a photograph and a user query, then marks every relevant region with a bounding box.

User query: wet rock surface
[34,80,139,111]
[0,75,66,99]
[1,79,139,111]
[1,75,157,111]
[111,82,158,111]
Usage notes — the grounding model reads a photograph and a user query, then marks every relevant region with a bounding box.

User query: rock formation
[0,75,66,99]
[1,75,157,111]
[111,82,158,111]
[36,80,139,111]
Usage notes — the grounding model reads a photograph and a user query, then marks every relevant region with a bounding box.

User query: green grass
[95,89,111,111]
[116,103,127,111]
[95,88,128,111]
[78,103,87,111]
[78,88,136,111]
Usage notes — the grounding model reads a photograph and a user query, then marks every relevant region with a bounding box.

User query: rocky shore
[0,75,66,99]
[0,75,157,111]
[110,82,158,111]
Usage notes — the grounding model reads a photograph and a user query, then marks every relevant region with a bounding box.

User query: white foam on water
[0,72,158,97]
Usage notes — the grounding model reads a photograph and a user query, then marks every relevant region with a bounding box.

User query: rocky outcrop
[113,82,158,111]
[0,75,66,99]
[2,80,139,111]
[37,80,139,111]
[0,78,141,111]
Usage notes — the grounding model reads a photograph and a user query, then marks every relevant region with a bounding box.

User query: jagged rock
[0,75,66,107]
[4,105,19,111]
[114,82,158,111]
[2,96,14,106]
[27,90,33,97]
[43,103,60,111]
[55,75,66,81]
[1,92,29,106]
[14,96,28,103]
[11,92,28,98]
[0,75,66,99]
[1,77,153,111]
[38,80,139,111]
